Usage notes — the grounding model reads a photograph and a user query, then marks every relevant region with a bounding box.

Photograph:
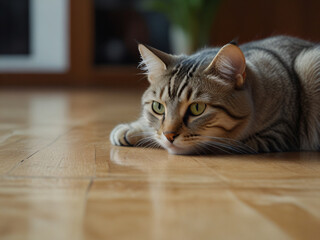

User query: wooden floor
[0,89,320,240]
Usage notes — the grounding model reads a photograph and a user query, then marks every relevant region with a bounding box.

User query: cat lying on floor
[110,36,320,154]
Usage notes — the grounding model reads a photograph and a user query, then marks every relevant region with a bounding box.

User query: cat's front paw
[110,123,143,146]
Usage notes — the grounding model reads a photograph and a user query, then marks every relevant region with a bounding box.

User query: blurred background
[0,0,320,88]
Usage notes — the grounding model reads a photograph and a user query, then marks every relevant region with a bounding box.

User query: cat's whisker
[201,136,249,147]
[204,141,245,154]
[203,136,245,146]
[197,142,216,154]
[196,142,214,155]
[136,137,154,146]
[136,136,154,147]
[199,136,257,154]
[197,137,249,154]
[198,141,233,155]
[192,141,210,155]
[217,138,257,153]
[183,135,251,154]
[136,136,162,150]
[193,145,202,155]
[210,141,250,154]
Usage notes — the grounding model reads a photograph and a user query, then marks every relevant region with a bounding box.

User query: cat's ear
[204,44,246,89]
[138,44,173,83]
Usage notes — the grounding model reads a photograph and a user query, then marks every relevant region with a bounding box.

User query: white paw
[110,123,143,146]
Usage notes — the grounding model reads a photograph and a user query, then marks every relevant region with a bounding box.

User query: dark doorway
[0,0,30,55]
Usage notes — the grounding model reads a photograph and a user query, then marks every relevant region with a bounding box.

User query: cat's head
[138,43,252,154]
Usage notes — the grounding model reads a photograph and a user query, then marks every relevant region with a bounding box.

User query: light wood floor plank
[0,177,90,240]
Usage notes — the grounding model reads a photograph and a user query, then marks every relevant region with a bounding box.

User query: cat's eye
[189,102,206,116]
[152,101,165,115]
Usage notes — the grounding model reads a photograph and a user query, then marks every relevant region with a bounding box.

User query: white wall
[0,0,69,73]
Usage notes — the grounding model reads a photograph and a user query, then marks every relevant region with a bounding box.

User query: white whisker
[199,136,257,154]
[202,141,244,154]
[198,142,233,154]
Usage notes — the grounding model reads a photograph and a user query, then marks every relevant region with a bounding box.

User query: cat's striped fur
[110,36,320,154]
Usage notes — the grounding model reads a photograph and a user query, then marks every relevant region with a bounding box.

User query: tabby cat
[110,36,320,154]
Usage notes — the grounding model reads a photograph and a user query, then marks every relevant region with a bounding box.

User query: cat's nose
[163,132,179,143]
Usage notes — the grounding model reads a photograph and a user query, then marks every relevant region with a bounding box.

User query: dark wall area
[211,0,320,45]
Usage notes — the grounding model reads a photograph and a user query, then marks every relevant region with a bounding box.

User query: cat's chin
[158,136,196,155]
[165,145,196,155]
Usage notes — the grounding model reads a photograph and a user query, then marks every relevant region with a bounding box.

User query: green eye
[152,101,165,115]
[189,102,206,116]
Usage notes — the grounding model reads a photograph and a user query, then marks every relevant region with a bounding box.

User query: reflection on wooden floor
[0,89,319,240]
